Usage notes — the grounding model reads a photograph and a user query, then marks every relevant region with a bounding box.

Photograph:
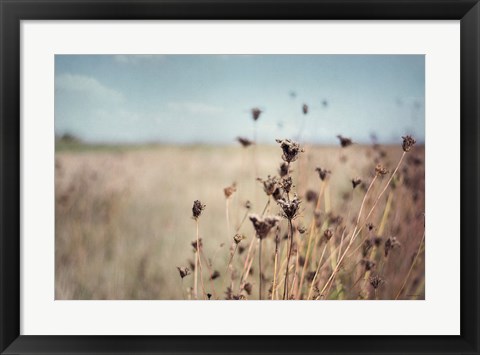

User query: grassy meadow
[55,138,424,300]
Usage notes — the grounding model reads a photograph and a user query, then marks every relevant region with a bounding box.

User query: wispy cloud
[167,101,224,115]
[56,73,123,103]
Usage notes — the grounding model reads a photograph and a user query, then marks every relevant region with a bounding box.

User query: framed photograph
[1,0,479,354]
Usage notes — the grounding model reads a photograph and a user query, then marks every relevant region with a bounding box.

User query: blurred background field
[55,141,424,300]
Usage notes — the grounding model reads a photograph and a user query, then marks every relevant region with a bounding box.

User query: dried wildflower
[352,178,362,189]
[372,236,383,247]
[315,167,331,181]
[191,238,203,252]
[244,200,252,210]
[384,236,401,257]
[210,270,220,280]
[337,135,353,148]
[258,175,277,196]
[277,194,301,220]
[305,189,318,203]
[278,162,289,177]
[224,183,237,199]
[375,164,389,176]
[402,135,416,152]
[302,103,309,115]
[243,282,253,295]
[177,266,191,279]
[361,259,376,271]
[236,136,253,147]
[233,294,247,300]
[272,187,284,201]
[233,233,246,245]
[276,138,303,163]
[249,214,280,239]
[323,228,333,241]
[369,275,385,289]
[280,176,293,194]
[251,107,262,121]
[192,200,206,219]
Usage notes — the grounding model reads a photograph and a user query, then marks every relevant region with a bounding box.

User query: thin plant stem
[259,237,263,300]
[283,218,294,300]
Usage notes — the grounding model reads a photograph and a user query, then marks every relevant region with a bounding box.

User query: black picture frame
[1,1,479,354]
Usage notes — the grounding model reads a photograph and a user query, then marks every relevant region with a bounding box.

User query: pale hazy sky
[55,55,424,144]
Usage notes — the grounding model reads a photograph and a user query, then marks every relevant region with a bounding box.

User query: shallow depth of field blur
[55,55,425,300]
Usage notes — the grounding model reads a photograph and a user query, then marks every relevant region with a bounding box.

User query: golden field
[55,141,425,300]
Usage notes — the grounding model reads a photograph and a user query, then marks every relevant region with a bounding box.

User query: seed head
[191,238,203,252]
[210,270,220,280]
[278,162,289,177]
[236,136,253,148]
[192,200,206,219]
[251,107,262,121]
[402,135,416,152]
[249,214,280,239]
[244,200,252,210]
[257,175,278,196]
[375,164,389,176]
[323,228,333,241]
[369,275,385,289]
[276,138,304,163]
[177,266,191,279]
[315,167,331,181]
[233,233,246,245]
[302,103,309,115]
[224,183,237,199]
[352,178,362,189]
[277,194,301,220]
[281,176,293,194]
[337,135,353,148]
[361,259,376,271]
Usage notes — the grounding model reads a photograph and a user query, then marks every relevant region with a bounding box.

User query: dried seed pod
[352,178,362,189]
[210,270,220,280]
[369,275,385,289]
[224,183,237,199]
[251,107,262,121]
[278,162,289,177]
[337,135,353,148]
[192,200,206,219]
[249,214,280,239]
[233,233,247,245]
[177,266,191,279]
[323,228,333,241]
[277,194,301,220]
[302,103,309,115]
[236,136,253,147]
[315,167,331,181]
[375,164,389,176]
[402,135,416,152]
[276,138,303,163]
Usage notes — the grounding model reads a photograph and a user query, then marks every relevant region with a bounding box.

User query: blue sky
[55,55,424,145]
